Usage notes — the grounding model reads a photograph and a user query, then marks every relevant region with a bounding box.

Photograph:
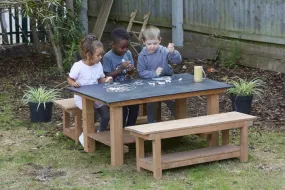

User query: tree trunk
[46,24,63,72]
[30,17,40,53]
[80,0,88,35]
[66,0,74,17]
[0,11,9,44]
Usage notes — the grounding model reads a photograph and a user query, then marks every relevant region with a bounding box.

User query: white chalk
[179,78,182,81]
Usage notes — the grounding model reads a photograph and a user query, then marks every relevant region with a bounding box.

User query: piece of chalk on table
[179,78,182,81]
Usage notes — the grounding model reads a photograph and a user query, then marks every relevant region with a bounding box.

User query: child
[67,34,112,133]
[103,28,139,127]
[137,25,182,123]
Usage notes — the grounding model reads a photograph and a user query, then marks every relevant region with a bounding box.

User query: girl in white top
[67,35,112,133]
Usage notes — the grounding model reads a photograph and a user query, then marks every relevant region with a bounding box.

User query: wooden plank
[136,137,145,171]
[110,106,123,166]
[240,122,248,162]
[75,88,228,108]
[141,145,240,170]
[92,0,114,40]
[125,112,256,135]
[148,121,244,140]
[55,98,79,112]
[74,110,82,145]
[63,127,75,140]
[222,129,230,145]
[207,94,219,146]
[88,130,135,145]
[152,135,162,179]
[82,97,95,152]
[175,98,187,119]
[108,88,228,107]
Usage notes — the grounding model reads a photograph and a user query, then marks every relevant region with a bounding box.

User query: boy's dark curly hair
[111,28,130,44]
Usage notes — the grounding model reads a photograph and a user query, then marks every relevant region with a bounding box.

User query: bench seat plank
[126,112,256,135]
[139,144,240,170]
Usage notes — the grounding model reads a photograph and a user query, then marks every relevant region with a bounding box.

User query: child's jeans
[123,105,139,127]
[147,100,176,123]
[95,105,110,132]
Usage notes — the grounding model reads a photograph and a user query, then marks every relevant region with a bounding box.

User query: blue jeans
[123,105,139,127]
[147,100,176,123]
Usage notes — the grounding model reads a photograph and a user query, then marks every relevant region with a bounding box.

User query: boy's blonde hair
[142,26,161,41]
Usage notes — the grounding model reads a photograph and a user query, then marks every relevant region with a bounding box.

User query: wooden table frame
[78,88,227,167]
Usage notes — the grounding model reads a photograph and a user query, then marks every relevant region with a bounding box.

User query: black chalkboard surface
[67,73,232,104]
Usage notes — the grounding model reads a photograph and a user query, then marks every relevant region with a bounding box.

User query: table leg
[82,97,95,152]
[175,98,187,119]
[207,94,219,146]
[156,101,161,122]
[110,106,123,166]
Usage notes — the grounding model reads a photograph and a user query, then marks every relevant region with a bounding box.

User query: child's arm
[98,76,113,84]
[166,43,182,64]
[67,76,80,87]
[137,55,158,79]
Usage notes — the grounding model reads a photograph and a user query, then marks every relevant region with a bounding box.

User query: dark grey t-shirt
[103,50,134,82]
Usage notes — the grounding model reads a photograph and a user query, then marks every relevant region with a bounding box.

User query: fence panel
[88,0,285,45]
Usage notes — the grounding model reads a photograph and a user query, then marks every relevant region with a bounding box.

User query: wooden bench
[55,98,82,144]
[125,112,256,179]
[55,98,148,145]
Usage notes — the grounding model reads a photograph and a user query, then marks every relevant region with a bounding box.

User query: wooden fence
[88,0,285,46]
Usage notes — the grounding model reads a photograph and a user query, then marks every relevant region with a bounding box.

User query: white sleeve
[69,62,79,80]
[99,63,105,78]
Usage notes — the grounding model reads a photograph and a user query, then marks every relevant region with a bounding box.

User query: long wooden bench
[125,112,256,179]
[55,98,147,146]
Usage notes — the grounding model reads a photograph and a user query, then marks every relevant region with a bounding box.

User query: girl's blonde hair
[142,26,161,41]
[79,34,103,60]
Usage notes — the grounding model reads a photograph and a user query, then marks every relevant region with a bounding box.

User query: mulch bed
[1,50,284,132]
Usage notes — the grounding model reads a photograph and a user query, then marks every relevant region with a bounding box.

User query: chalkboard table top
[67,73,232,104]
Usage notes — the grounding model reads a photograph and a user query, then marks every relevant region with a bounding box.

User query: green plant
[22,86,60,110]
[227,78,265,98]
[220,40,241,69]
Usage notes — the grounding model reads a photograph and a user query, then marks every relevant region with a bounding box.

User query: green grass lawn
[0,86,285,190]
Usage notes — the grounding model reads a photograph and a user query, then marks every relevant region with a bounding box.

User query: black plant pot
[231,95,253,114]
[29,102,53,122]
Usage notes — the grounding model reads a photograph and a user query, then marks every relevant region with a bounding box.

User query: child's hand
[167,43,175,53]
[105,76,113,83]
[73,81,81,88]
[120,61,131,70]
[156,67,163,76]
[127,64,134,71]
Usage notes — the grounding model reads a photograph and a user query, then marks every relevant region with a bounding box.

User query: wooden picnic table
[67,73,232,166]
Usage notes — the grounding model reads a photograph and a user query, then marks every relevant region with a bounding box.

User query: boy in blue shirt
[137,25,182,123]
[103,28,139,127]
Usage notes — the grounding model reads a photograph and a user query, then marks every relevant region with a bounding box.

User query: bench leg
[136,137,145,171]
[152,135,162,179]
[63,111,70,131]
[207,94,219,146]
[222,129,230,145]
[240,122,248,162]
[74,110,82,145]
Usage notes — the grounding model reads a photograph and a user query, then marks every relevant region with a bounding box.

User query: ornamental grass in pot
[22,86,60,122]
[227,78,265,114]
